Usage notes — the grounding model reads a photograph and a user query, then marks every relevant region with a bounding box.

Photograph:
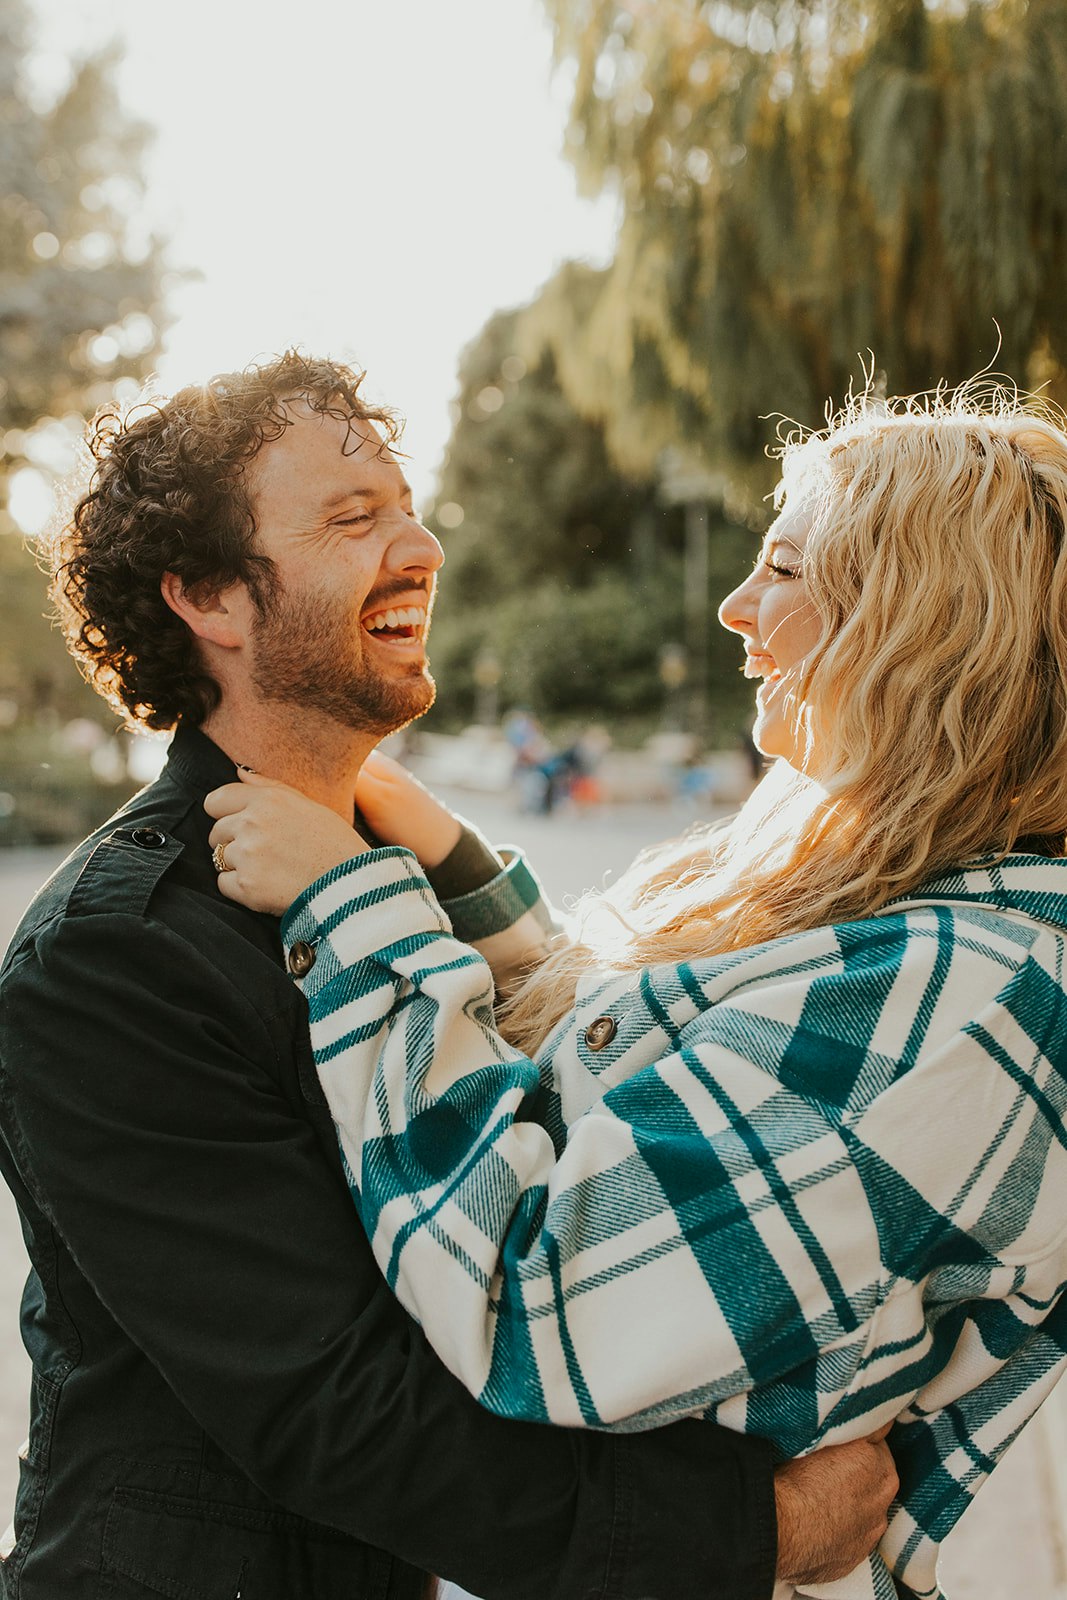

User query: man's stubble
[249,581,436,736]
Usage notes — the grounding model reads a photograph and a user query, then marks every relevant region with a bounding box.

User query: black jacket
[0,726,775,1600]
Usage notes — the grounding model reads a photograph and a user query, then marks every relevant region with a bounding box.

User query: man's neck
[200,702,377,820]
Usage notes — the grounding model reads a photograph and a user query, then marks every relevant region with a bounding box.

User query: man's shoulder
[6,770,187,942]
[3,761,277,979]
[0,758,311,1118]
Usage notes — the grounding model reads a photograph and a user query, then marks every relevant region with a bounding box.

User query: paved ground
[0,800,1064,1595]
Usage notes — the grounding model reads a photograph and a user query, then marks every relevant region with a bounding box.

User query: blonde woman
[207,391,1067,1600]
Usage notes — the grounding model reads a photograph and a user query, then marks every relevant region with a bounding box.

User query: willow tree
[534,0,1067,487]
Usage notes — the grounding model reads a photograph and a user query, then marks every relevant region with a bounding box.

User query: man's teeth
[364,606,426,632]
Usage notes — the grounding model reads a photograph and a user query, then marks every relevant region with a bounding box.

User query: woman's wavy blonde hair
[501,385,1067,1054]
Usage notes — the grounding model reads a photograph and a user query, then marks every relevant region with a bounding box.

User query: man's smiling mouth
[362,605,427,642]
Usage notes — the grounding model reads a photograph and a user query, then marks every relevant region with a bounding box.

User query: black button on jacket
[0,727,775,1600]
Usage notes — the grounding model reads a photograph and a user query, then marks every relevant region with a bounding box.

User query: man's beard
[249,581,436,735]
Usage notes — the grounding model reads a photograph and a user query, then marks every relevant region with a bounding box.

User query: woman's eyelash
[764,558,800,578]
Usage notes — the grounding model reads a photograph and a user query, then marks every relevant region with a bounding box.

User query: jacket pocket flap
[102,1488,253,1600]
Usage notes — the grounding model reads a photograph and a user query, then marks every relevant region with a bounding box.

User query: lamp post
[658,450,727,745]
[472,649,501,729]
[658,641,688,731]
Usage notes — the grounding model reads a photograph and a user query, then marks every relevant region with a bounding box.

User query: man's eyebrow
[320,485,374,510]
[319,479,414,512]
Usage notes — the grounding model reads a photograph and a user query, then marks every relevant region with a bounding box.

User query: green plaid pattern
[283,850,1067,1600]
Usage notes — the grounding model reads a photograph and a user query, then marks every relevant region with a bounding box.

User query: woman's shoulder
[779,851,1067,971]
[665,860,1067,1088]
[888,851,1067,934]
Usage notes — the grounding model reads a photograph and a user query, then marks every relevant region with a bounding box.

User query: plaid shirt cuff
[281,847,444,1002]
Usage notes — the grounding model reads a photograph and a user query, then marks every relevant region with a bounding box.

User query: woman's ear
[160,572,248,650]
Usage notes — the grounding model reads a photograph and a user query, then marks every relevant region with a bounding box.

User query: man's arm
[775,1431,898,1588]
[1,909,779,1600]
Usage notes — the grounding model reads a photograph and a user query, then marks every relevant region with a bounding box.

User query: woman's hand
[354,749,462,869]
[204,771,369,916]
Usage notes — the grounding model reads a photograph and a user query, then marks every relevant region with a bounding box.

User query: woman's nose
[718,569,759,636]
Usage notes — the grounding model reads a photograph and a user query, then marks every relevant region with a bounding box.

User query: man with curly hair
[0,352,895,1600]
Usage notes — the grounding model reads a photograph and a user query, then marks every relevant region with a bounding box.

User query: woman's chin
[751,714,789,761]
[751,717,810,777]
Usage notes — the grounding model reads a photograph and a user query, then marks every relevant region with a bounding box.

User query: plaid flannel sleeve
[282,846,885,1436]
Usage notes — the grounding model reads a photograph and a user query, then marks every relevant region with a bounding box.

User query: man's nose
[388,515,445,576]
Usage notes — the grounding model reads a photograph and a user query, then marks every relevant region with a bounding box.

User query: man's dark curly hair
[49,349,402,730]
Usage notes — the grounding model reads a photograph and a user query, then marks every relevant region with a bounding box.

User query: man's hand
[774,1426,899,1587]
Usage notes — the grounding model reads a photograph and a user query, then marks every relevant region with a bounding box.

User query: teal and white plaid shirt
[283,849,1067,1600]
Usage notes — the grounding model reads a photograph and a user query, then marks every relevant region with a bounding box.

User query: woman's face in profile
[718,500,823,765]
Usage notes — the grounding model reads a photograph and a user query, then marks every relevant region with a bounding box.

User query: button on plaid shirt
[284,849,1067,1600]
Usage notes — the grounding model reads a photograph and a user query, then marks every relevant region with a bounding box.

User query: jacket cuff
[611,1423,777,1600]
[281,847,444,1000]
[438,847,554,943]
[424,822,504,901]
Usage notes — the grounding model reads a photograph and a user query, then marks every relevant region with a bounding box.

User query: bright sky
[19,0,617,519]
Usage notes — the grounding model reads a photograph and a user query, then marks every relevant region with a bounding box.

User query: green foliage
[429,565,678,725]
[0,0,167,838]
[0,535,87,717]
[427,304,658,730]
[538,0,1067,496]
[429,303,664,592]
[423,300,759,739]
[0,528,143,840]
[0,0,166,432]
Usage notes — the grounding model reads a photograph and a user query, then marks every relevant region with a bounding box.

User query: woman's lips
[744,651,779,680]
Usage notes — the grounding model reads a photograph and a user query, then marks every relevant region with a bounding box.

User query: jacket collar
[165,724,241,796]
[895,855,1067,934]
[164,723,380,844]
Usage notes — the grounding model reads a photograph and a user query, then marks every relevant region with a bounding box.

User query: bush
[424,558,756,743]
[0,723,134,847]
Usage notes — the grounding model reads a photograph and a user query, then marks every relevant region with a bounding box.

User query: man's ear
[160,572,247,650]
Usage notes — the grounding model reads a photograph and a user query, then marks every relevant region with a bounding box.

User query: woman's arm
[355,751,564,984]
[283,846,887,1443]
[208,778,1064,1598]
[206,761,561,989]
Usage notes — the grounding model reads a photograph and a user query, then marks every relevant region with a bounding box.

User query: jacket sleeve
[284,849,884,1442]
[436,845,563,988]
[0,904,776,1600]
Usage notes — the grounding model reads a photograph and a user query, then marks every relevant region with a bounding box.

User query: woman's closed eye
[760,540,803,578]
